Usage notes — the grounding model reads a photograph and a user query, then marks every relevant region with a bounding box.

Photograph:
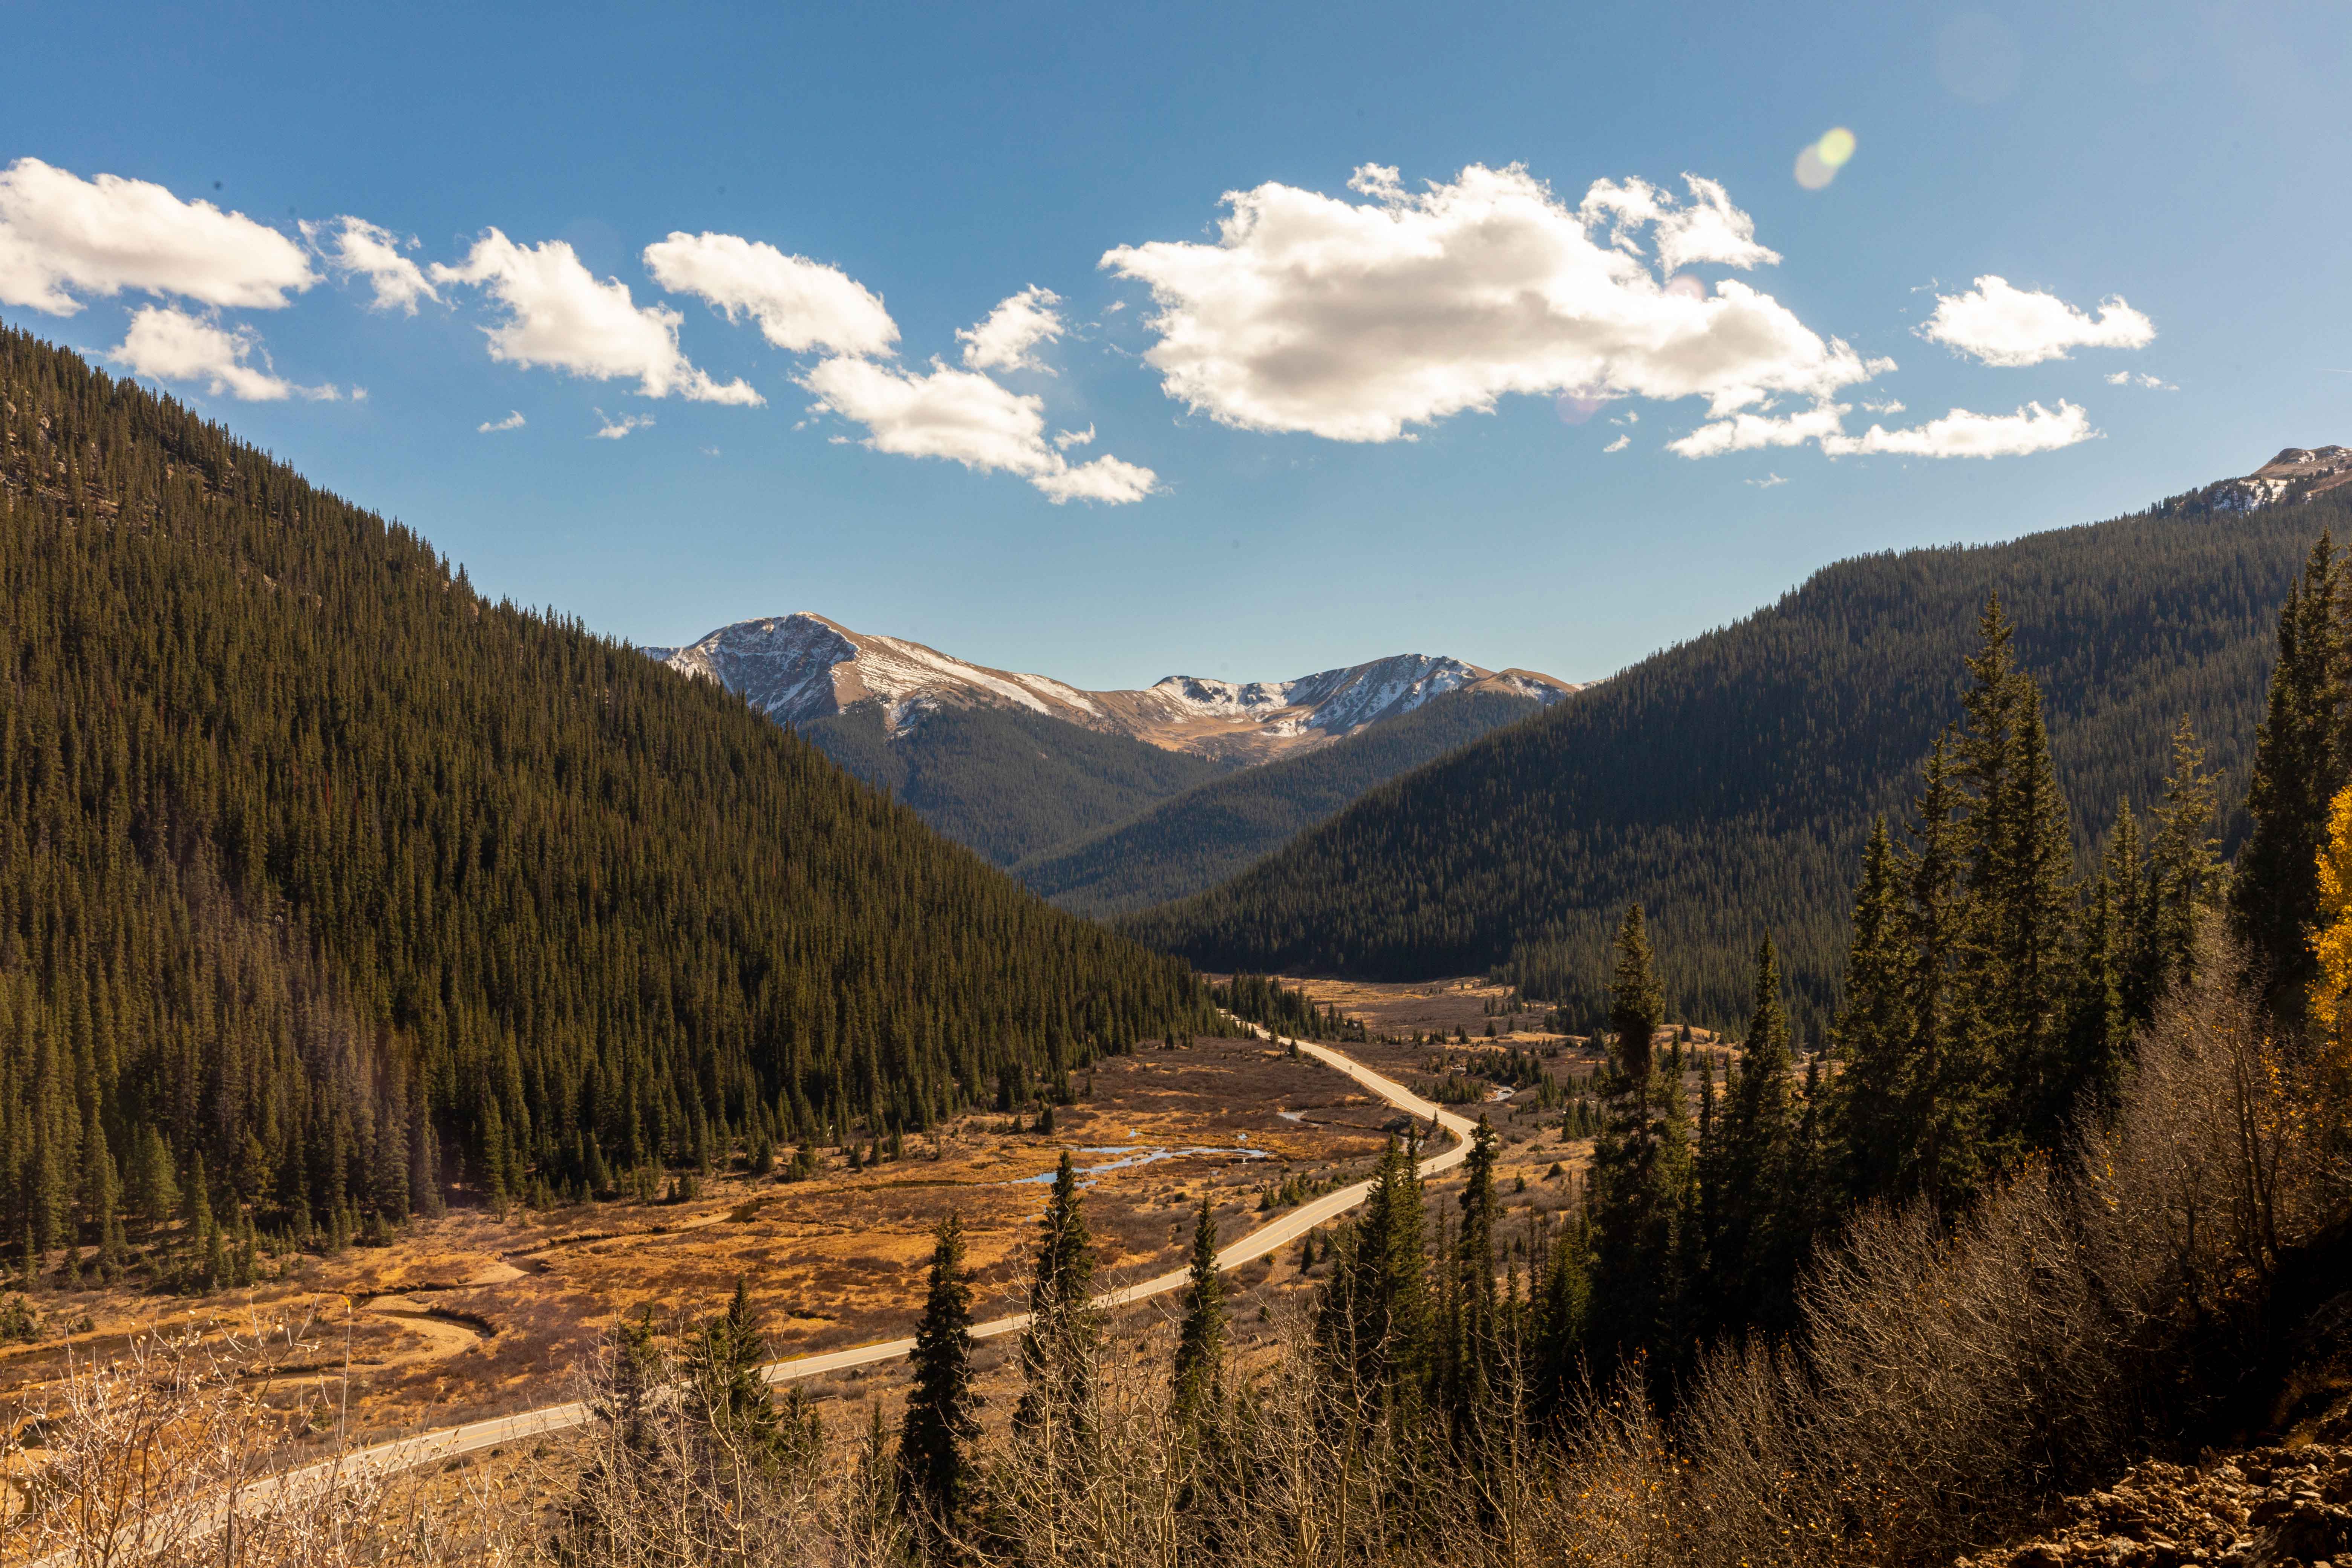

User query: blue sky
[3,0,2346,688]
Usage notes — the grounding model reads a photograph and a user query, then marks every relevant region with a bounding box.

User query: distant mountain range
[643,614,1580,886]
[645,611,1577,763]
[1124,446,2351,1038]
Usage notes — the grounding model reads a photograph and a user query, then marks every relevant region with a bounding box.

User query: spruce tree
[1700,937,1799,1338]
[1449,1115,1501,1427]
[901,1211,980,1527]
[1170,1194,1226,1430]
[2144,717,2225,1005]
[2233,533,2346,1019]
[1584,906,1690,1381]
[688,1276,781,1450]
[1014,1152,1099,1433]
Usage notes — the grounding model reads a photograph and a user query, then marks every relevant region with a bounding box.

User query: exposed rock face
[2162,446,2352,517]
[644,611,1580,764]
[1960,1444,2351,1568]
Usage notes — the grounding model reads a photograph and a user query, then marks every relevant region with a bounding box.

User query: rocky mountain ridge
[645,612,1580,764]
[2162,446,2352,517]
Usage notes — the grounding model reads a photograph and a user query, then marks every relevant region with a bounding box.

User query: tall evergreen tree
[900,1211,980,1528]
[2233,533,2346,1019]
[1449,1115,1501,1426]
[1698,937,1799,1338]
[1014,1152,1099,1433]
[1170,1194,1227,1430]
[1584,906,1690,1380]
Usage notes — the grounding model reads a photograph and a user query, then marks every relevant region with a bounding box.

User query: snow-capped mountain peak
[645,615,1580,763]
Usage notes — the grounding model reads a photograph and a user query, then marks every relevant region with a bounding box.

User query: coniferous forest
[1125,493,2351,1037]
[0,324,1223,1269]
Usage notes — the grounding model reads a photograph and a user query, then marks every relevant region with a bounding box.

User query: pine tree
[1012,1152,1100,1559]
[2144,717,2225,1005]
[1014,1152,1098,1431]
[1584,906,1690,1381]
[1318,1135,1432,1402]
[687,1276,782,1451]
[1830,817,1913,1197]
[1699,937,1799,1338]
[1953,598,2078,1150]
[1170,1194,1226,1430]
[900,1211,981,1527]
[1449,1115,1501,1427]
[2234,534,2346,1020]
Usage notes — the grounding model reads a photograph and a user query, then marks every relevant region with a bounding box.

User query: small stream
[1003,1142,1272,1186]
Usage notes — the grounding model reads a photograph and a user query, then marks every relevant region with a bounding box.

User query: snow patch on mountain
[645,614,1581,763]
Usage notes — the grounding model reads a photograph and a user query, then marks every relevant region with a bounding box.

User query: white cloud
[1577,174,1782,271]
[1666,403,1852,458]
[1603,433,1630,452]
[1054,424,1095,449]
[1101,162,1888,443]
[1828,400,2095,458]
[1919,276,2154,367]
[642,231,897,357]
[303,216,437,313]
[1746,472,1788,488]
[957,285,1064,372]
[1669,398,2096,459]
[110,304,337,401]
[1860,398,1905,414]
[431,230,761,404]
[2105,370,2176,390]
[800,355,1156,503]
[479,409,525,433]
[593,409,653,439]
[0,157,315,315]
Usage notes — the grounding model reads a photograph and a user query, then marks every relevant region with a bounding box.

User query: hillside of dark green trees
[795,699,1234,867]
[1124,493,2350,1035]
[0,322,1223,1270]
[1012,687,1548,916]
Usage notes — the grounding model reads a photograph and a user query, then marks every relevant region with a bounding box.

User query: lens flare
[1794,127,1857,190]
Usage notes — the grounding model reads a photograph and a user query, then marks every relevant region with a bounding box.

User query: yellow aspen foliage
[2310,783,2352,1141]
[2315,785,2352,1037]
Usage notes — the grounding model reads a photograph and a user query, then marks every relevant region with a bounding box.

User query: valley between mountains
[5,314,2350,1568]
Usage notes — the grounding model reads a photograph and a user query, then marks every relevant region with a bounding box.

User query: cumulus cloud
[479,409,525,433]
[1747,472,1788,488]
[431,230,761,404]
[0,158,317,315]
[1603,433,1630,452]
[1100,163,1887,443]
[1828,400,2094,457]
[303,216,437,312]
[642,231,897,357]
[800,356,1156,503]
[1054,424,1095,449]
[1669,398,2095,459]
[2106,370,2176,390]
[1577,175,1782,271]
[110,304,338,401]
[1919,276,2154,367]
[957,285,1064,372]
[593,410,653,439]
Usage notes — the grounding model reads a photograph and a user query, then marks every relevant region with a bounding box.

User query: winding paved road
[44,1026,1473,1548]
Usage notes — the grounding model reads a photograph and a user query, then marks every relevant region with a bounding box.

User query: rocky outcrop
[1962,1443,2351,1568]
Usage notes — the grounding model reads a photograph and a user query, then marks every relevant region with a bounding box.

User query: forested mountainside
[1125,491,2349,1034]
[795,699,1233,866]
[1015,688,1548,916]
[0,323,1220,1260]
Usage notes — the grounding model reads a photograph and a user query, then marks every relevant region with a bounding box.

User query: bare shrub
[3,1311,521,1568]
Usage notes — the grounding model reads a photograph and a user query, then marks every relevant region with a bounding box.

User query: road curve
[75,1026,1476,1531]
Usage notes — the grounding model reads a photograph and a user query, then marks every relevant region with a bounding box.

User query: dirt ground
[0,1035,1425,1446]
